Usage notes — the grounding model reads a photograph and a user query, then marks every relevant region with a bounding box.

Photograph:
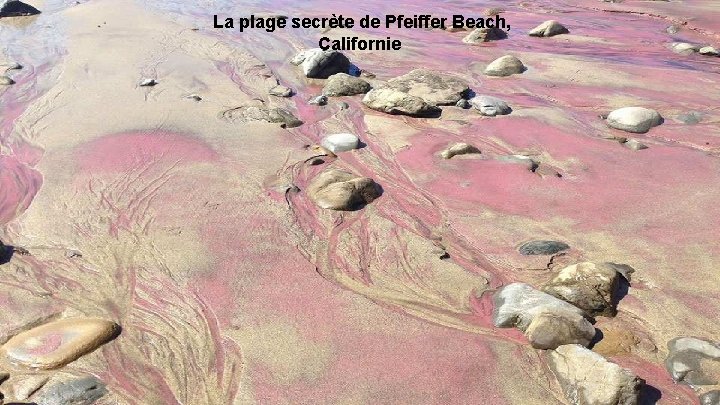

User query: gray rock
[484,55,526,77]
[221,106,303,128]
[699,46,719,56]
[139,78,157,87]
[462,27,507,43]
[623,139,648,151]
[542,262,633,317]
[519,240,569,256]
[492,283,587,331]
[456,99,471,109]
[0,0,40,17]
[309,95,328,106]
[322,73,371,96]
[701,391,720,405]
[0,75,15,85]
[35,376,107,405]
[525,309,596,350]
[665,337,720,386]
[362,88,441,117]
[307,169,381,210]
[338,101,349,110]
[320,133,360,153]
[469,95,511,116]
[291,48,350,79]
[269,85,292,97]
[548,344,644,405]
[13,374,49,400]
[607,107,662,133]
[441,143,480,159]
[529,20,569,37]
[671,42,700,55]
[386,69,470,105]
[267,108,303,128]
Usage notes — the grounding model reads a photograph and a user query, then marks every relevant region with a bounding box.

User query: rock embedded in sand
[322,73,371,97]
[12,374,49,400]
[519,240,569,256]
[492,283,587,331]
[291,48,351,79]
[462,27,506,43]
[320,133,360,153]
[1,318,120,369]
[440,143,481,159]
[0,0,40,17]
[524,309,596,349]
[307,169,381,211]
[269,84,292,97]
[385,69,470,105]
[528,20,569,37]
[607,107,662,133]
[309,95,328,106]
[665,337,720,385]
[699,46,719,56]
[469,95,511,116]
[139,78,157,87]
[623,139,648,151]
[456,99,471,109]
[222,106,303,128]
[0,75,15,85]
[671,42,700,55]
[548,344,645,405]
[542,262,633,317]
[34,376,107,405]
[484,55,526,77]
[362,88,440,117]
[701,391,720,405]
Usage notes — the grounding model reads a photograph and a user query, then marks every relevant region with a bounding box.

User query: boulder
[322,73,371,96]
[665,337,720,386]
[529,20,569,37]
[542,262,633,317]
[701,391,720,405]
[484,55,526,77]
[34,376,107,405]
[525,309,596,349]
[548,344,645,405]
[518,240,569,256]
[307,169,381,211]
[469,95,511,116]
[441,143,481,159]
[291,48,350,79]
[0,0,40,17]
[386,69,470,105]
[606,107,662,133]
[492,283,587,331]
[462,27,507,43]
[362,88,441,117]
[320,133,360,153]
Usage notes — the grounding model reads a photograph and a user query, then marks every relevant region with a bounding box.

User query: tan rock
[307,169,381,211]
[524,309,596,350]
[440,143,481,159]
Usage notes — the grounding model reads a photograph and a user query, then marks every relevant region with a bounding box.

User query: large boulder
[607,107,663,133]
[462,27,507,43]
[362,88,440,117]
[307,169,381,211]
[525,309,596,349]
[548,344,645,405]
[484,55,526,77]
[291,48,351,79]
[469,95,511,116]
[492,283,587,331]
[0,0,40,17]
[529,20,569,37]
[386,69,470,105]
[322,73,371,96]
[542,262,633,317]
[665,337,720,386]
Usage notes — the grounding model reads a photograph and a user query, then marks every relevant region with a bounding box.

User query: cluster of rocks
[665,337,720,404]
[671,42,719,57]
[1,61,22,86]
[0,317,119,403]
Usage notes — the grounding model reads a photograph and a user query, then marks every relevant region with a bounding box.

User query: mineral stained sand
[1,0,719,403]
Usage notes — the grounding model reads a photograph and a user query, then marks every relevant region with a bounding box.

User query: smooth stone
[529,20,569,37]
[13,374,49,400]
[139,78,157,87]
[322,73,371,96]
[1,318,121,369]
[35,376,107,405]
[309,95,328,106]
[666,337,720,385]
[548,344,644,405]
[307,169,381,211]
[362,88,441,117]
[441,143,481,159]
[525,309,596,350]
[462,27,507,43]
[701,391,720,405]
[268,85,292,97]
[607,107,662,133]
[0,75,14,85]
[484,55,526,77]
[386,69,470,105]
[543,262,633,317]
[320,133,360,153]
[469,95,511,116]
[624,139,648,150]
[0,0,40,17]
[498,154,538,171]
[699,46,719,56]
[290,48,350,79]
[338,101,349,110]
[492,283,587,331]
[671,42,700,55]
[519,240,569,256]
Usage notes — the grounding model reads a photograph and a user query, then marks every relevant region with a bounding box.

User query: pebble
[320,133,360,153]
[139,78,157,87]
[623,139,648,151]
[309,95,328,106]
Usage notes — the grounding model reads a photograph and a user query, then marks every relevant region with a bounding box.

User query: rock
[548,344,644,405]
[484,55,526,77]
[456,99,471,109]
[4,62,22,70]
[338,101,349,110]
[671,42,700,55]
[322,73,371,96]
[623,139,648,151]
[519,240,570,256]
[699,46,719,56]
[267,108,303,128]
[469,95,511,116]
[441,143,481,159]
[1,318,121,369]
[535,164,563,178]
[385,69,470,105]
[12,374,49,400]
[184,94,202,102]
[221,106,303,128]
[307,169,381,211]
[529,20,569,37]
[525,309,596,349]
[320,133,360,153]
[0,75,14,85]
[269,85,292,97]
[309,95,328,106]
[0,0,40,17]
[498,154,538,171]
[290,48,350,79]
[701,391,720,405]
[362,88,441,117]
[607,107,662,133]
[0,371,8,383]
[492,283,587,331]
[678,111,702,124]
[665,337,720,385]
[666,24,680,34]
[139,78,157,87]
[462,27,506,43]
[542,262,633,317]
[34,376,107,405]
